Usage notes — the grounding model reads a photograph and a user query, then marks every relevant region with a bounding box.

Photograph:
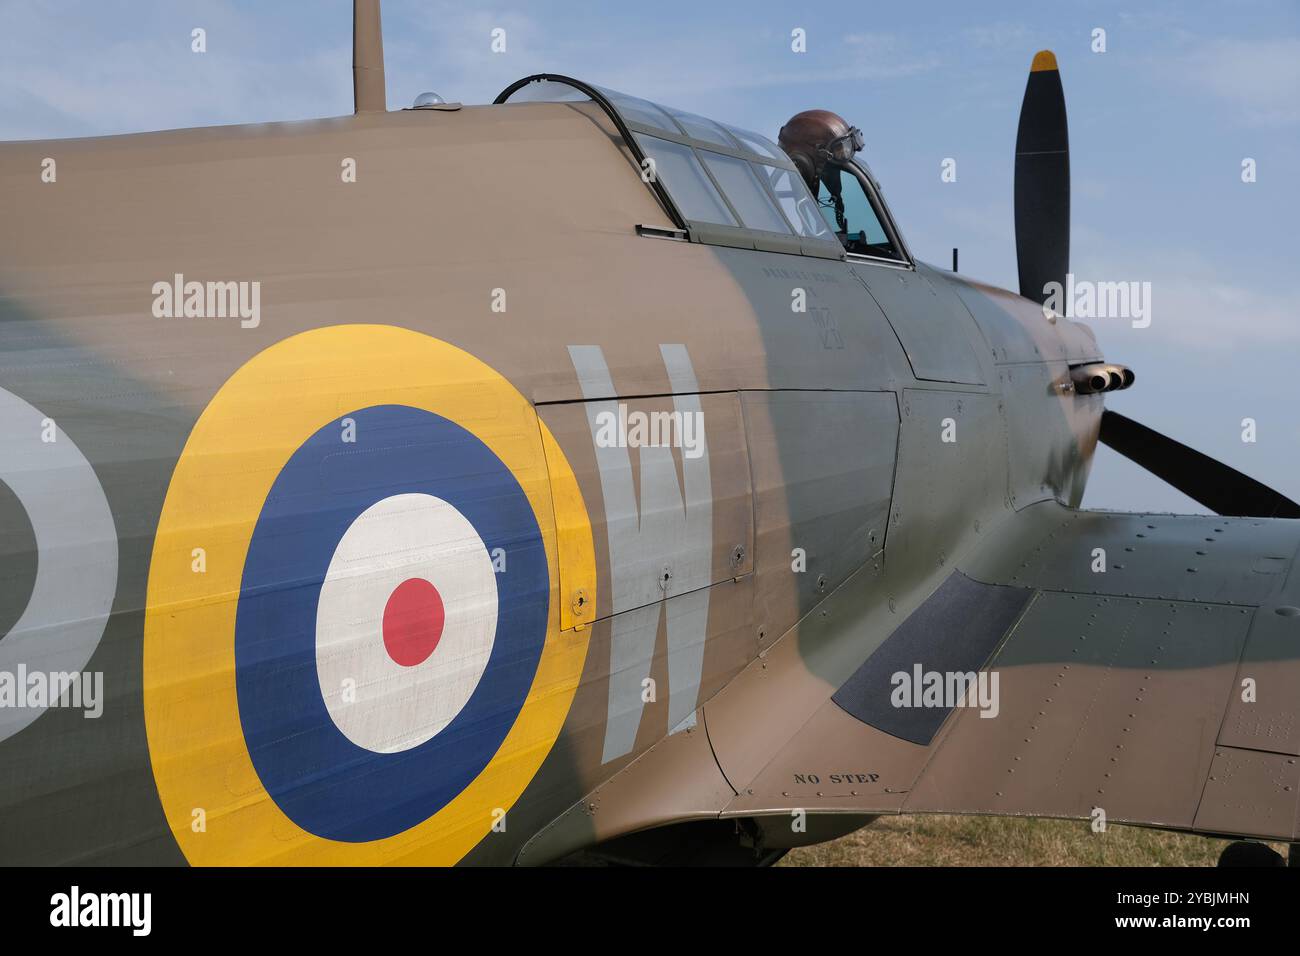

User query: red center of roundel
[382,578,445,667]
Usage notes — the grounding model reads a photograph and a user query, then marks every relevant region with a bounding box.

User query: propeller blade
[1014,50,1070,304]
[1099,410,1300,518]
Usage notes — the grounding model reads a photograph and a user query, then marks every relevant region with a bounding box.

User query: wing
[716,501,1300,842]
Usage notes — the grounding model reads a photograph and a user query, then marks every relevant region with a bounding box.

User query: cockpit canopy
[495,75,844,259]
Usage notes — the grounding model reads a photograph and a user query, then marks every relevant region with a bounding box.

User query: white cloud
[962,22,1035,54]
[1072,249,1299,352]
[1183,37,1300,127]
[0,0,351,138]
[840,33,941,79]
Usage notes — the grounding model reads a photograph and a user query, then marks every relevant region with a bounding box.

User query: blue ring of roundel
[233,403,549,843]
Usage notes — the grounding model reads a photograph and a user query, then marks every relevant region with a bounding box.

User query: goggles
[823,126,865,162]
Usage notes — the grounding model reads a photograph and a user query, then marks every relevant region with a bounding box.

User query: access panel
[741,389,899,649]
[538,370,755,767]
[852,262,989,386]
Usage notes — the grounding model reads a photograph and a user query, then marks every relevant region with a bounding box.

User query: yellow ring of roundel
[143,324,595,865]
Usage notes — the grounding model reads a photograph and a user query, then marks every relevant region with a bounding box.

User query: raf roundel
[314,492,498,754]
[143,325,594,865]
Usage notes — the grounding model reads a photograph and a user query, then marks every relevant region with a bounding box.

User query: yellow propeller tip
[1031,50,1058,72]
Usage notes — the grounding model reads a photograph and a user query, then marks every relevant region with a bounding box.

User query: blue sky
[3,0,1298,513]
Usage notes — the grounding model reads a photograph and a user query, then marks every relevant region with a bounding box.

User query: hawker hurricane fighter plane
[1,1,1297,866]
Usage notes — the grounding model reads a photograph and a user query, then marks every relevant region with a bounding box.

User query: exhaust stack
[1070,362,1134,394]
[353,0,386,113]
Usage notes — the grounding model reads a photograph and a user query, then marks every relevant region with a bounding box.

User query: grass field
[779,814,1289,867]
